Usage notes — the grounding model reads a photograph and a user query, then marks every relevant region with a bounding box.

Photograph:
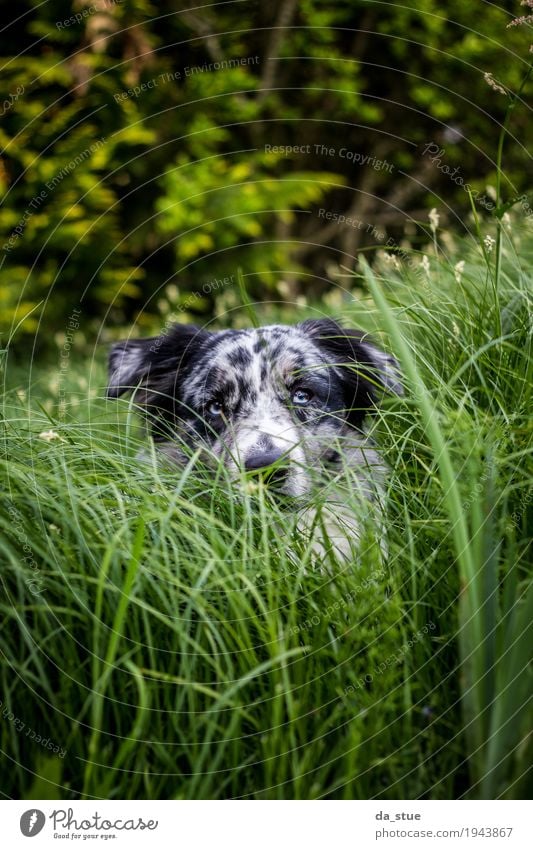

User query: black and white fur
[107,319,401,559]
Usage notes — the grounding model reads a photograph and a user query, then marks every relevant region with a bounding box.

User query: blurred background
[1,0,531,354]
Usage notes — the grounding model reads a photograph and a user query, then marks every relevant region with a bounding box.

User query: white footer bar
[1,800,529,848]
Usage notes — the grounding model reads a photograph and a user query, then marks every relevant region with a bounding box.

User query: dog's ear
[300,318,402,415]
[107,337,156,399]
[107,324,210,399]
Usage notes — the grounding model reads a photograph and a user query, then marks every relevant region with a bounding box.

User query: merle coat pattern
[107,319,401,560]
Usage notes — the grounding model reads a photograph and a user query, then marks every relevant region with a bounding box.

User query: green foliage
[363,252,532,798]
[1,1,532,344]
[0,407,408,799]
[1,223,531,799]
[1,0,531,804]
[156,154,345,283]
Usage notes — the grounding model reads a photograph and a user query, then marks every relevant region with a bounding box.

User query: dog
[106,318,402,561]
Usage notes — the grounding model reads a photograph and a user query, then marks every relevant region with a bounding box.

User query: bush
[1,1,531,346]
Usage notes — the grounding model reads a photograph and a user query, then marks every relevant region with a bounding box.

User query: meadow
[1,221,531,800]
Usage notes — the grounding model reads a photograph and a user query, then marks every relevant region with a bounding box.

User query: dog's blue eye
[207,401,224,417]
[292,389,313,406]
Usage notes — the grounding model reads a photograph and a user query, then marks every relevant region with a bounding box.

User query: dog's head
[107,319,401,495]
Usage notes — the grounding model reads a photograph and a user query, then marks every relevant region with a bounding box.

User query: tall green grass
[0,221,531,799]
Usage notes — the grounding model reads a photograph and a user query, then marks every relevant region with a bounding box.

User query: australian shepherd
[107,318,401,560]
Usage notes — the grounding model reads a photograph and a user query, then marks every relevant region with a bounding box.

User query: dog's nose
[244,450,288,483]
